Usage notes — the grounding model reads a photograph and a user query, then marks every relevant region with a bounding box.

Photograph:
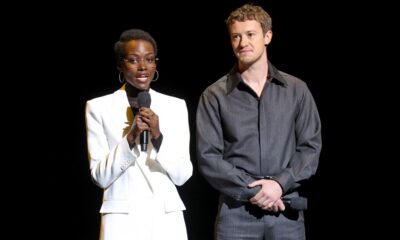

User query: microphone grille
[137,91,151,108]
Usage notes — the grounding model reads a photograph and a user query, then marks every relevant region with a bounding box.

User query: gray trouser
[215,195,305,240]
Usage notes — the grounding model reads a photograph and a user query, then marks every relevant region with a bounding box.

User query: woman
[85,29,192,240]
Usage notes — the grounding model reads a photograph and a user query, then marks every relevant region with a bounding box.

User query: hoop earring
[152,70,159,82]
[118,72,125,83]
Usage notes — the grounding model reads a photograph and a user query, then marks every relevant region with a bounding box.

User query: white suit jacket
[85,85,192,214]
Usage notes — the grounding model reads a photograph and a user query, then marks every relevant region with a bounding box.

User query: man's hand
[248,179,285,212]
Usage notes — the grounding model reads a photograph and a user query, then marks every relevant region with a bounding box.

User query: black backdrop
[7,0,389,239]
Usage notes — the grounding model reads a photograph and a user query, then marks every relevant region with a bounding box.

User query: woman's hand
[138,107,161,139]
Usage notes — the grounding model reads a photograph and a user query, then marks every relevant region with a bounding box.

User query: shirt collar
[226,61,288,94]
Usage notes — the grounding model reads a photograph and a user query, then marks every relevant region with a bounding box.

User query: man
[196,4,322,239]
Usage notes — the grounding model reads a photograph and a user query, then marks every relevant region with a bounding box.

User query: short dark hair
[114,29,158,62]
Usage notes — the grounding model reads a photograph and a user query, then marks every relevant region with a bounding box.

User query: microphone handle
[140,130,148,152]
[282,197,308,210]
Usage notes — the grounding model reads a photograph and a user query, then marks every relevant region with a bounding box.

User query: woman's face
[120,39,157,90]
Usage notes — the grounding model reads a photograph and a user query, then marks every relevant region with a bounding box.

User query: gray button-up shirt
[196,62,322,201]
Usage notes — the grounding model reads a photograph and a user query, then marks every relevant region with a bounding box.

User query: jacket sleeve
[154,99,193,186]
[85,99,140,189]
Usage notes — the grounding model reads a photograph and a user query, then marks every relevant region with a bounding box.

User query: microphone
[282,197,308,210]
[137,91,151,152]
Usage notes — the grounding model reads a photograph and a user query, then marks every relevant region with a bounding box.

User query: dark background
[7,0,392,239]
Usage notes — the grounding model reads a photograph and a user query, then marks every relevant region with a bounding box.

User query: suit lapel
[109,85,133,139]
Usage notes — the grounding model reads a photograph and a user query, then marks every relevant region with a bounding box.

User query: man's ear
[264,30,273,45]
